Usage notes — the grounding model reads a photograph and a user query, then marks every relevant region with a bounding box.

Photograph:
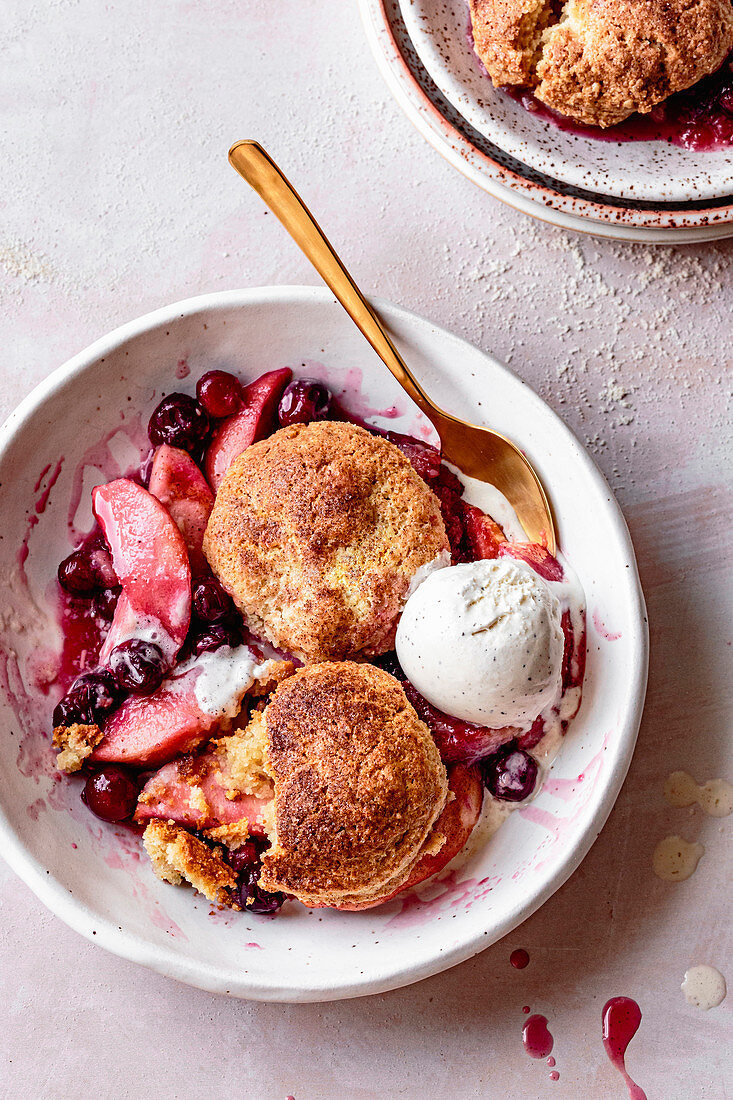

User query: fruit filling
[49,366,585,917]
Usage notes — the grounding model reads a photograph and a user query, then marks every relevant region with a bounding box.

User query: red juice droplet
[602,997,647,1100]
[510,948,530,969]
[549,1070,560,1081]
[522,1014,554,1059]
[547,1057,556,1067]
[522,1005,531,1014]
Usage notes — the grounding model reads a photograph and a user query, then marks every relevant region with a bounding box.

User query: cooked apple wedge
[148,445,214,575]
[93,478,191,663]
[204,368,292,490]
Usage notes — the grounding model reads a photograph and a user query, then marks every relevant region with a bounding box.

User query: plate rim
[0,286,649,1001]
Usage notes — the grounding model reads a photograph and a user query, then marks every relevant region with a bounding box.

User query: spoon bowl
[228,140,557,553]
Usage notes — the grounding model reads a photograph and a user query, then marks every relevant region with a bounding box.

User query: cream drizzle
[664,771,733,818]
[681,965,727,1010]
[652,835,705,882]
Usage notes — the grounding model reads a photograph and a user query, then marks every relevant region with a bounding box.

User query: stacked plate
[359,0,733,242]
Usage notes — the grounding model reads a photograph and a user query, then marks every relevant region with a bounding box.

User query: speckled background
[1,2,731,1098]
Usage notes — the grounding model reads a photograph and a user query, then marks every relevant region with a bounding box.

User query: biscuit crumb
[143,821,237,906]
[52,723,103,773]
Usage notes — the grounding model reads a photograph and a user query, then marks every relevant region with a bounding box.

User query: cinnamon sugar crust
[470,0,733,126]
[258,662,448,909]
[142,820,236,906]
[203,421,449,662]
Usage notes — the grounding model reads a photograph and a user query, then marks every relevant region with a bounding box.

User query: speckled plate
[360,0,733,239]
[0,288,648,1001]
[401,0,733,204]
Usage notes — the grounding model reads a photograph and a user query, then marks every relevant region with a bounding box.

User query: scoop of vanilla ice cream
[395,557,564,728]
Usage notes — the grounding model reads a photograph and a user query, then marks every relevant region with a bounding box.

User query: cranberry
[196,370,244,418]
[238,869,285,915]
[192,577,235,624]
[52,670,122,728]
[109,639,167,694]
[148,393,210,453]
[58,547,117,595]
[227,841,264,873]
[92,586,120,621]
[82,766,140,822]
[483,746,539,802]
[277,379,332,428]
[192,620,242,655]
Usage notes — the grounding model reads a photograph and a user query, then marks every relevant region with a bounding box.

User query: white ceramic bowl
[401,0,733,204]
[0,287,648,1001]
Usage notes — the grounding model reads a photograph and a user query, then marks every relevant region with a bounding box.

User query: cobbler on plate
[49,366,585,917]
[470,0,733,142]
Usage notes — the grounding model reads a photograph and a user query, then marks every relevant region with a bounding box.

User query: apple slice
[204,368,292,490]
[463,502,507,560]
[148,445,214,575]
[92,664,217,767]
[335,764,483,910]
[136,749,272,837]
[93,645,277,767]
[93,478,191,664]
[499,541,564,582]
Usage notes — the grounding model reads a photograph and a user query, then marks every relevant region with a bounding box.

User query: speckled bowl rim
[401,0,733,205]
[0,287,649,1000]
[360,0,733,238]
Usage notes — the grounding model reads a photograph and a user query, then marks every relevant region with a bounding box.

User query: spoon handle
[228,140,432,417]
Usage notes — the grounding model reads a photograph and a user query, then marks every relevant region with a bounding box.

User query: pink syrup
[522,1014,554,1059]
[502,53,733,151]
[602,998,647,1100]
[510,948,530,969]
[592,608,622,641]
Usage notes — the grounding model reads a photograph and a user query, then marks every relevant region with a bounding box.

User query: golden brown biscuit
[257,662,448,909]
[470,0,733,126]
[203,421,449,662]
[143,820,237,906]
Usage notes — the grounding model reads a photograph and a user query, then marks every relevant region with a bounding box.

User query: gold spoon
[228,140,556,554]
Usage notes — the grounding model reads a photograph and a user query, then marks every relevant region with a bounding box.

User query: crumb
[142,821,237,906]
[52,723,103,773]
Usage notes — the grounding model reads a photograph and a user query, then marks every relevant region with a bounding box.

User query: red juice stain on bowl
[522,1014,554,1059]
[602,997,647,1100]
[510,948,530,969]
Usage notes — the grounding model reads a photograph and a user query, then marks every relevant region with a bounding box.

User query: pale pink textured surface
[1,2,731,1098]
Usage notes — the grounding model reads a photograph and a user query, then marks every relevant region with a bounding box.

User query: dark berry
[196,370,244,418]
[483,746,539,802]
[373,651,405,680]
[58,547,117,595]
[227,841,264,873]
[238,869,285,915]
[92,586,120,622]
[109,639,167,694]
[277,379,332,428]
[148,393,210,453]
[52,670,122,728]
[82,766,140,822]
[192,621,242,655]
[192,577,235,624]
